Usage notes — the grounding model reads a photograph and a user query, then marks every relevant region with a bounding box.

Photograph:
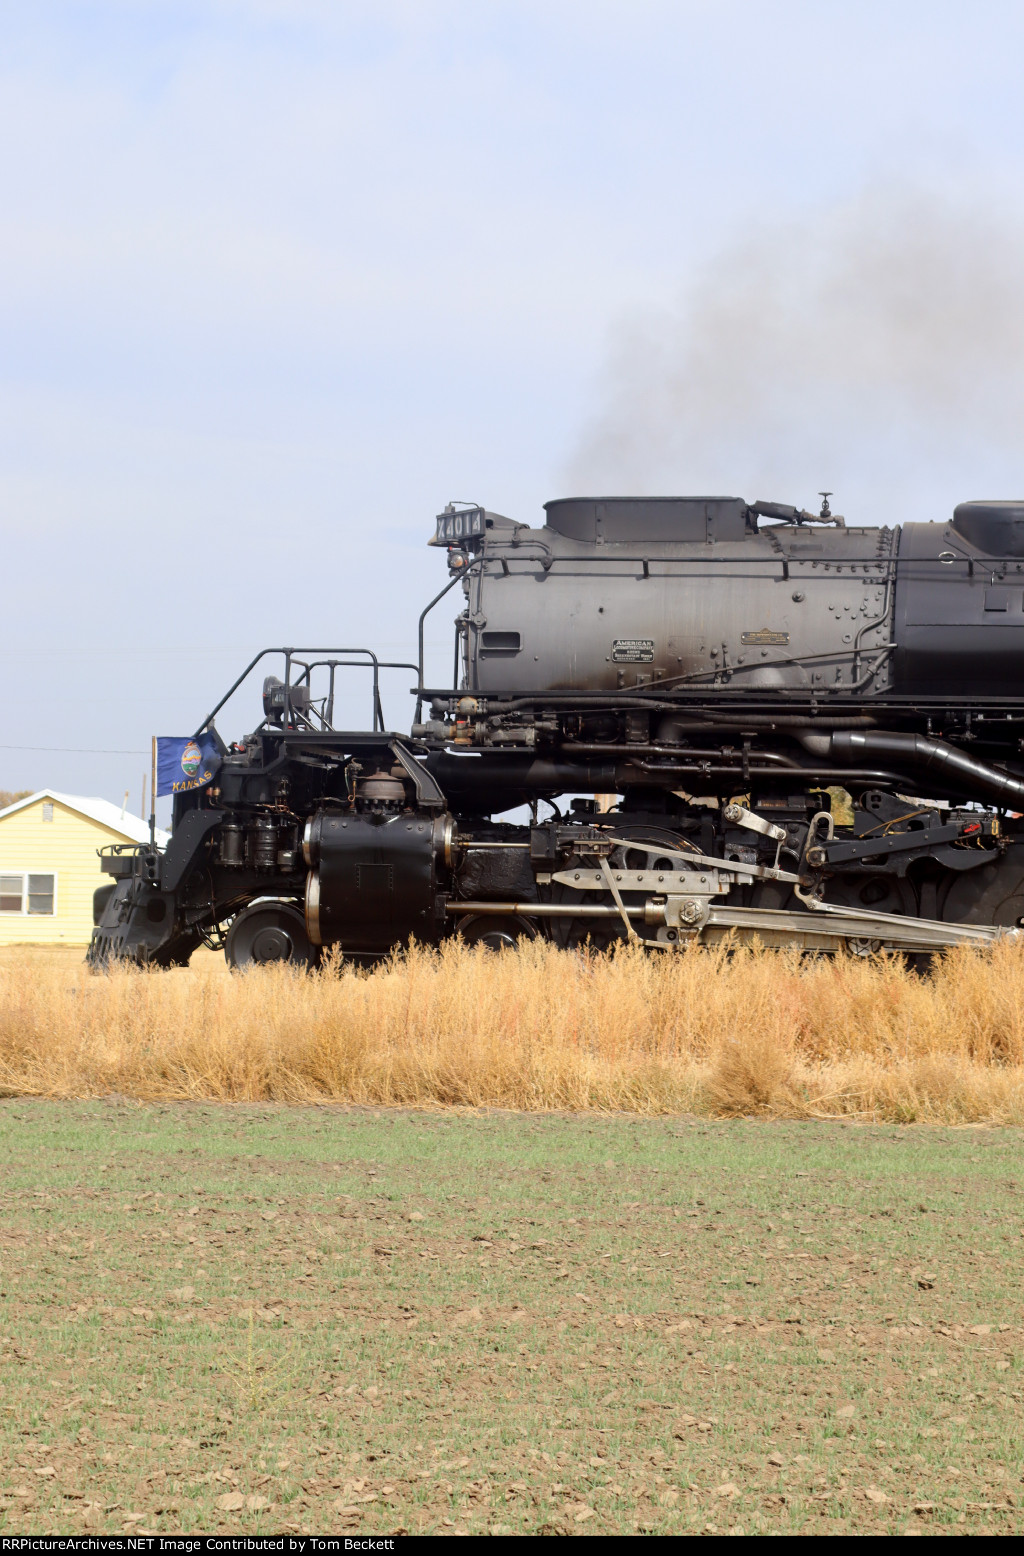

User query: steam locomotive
[89,494,1024,968]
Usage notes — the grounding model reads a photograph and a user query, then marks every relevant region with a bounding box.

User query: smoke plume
[566,185,1024,524]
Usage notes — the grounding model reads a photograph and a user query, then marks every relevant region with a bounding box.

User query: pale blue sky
[3,1,1024,809]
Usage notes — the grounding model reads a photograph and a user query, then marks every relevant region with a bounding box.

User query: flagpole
[150,736,157,849]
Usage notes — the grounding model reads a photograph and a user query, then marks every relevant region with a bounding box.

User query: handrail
[294,656,418,730]
[193,647,419,739]
[285,649,385,732]
[415,558,488,724]
[472,551,1024,574]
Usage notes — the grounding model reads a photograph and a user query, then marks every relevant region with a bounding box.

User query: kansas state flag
[156,735,221,797]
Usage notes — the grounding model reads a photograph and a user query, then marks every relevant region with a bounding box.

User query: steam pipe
[629,764,904,785]
[429,752,904,797]
[560,743,800,766]
[447,901,645,918]
[823,731,1024,807]
[655,715,878,735]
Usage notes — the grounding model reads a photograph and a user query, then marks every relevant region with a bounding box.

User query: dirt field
[0,1099,1022,1535]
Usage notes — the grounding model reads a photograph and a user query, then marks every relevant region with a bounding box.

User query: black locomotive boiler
[89,495,1024,968]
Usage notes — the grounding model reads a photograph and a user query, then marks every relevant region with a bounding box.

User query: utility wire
[0,744,148,754]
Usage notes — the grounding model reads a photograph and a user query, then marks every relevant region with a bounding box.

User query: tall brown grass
[3,939,1024,1122]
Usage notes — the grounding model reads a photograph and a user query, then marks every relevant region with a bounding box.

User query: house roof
[0,789,170,848]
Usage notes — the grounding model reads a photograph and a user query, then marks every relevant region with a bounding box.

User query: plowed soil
[0,1101,1022,1535]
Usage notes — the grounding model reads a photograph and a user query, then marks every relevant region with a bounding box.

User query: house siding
[0,797,130,945]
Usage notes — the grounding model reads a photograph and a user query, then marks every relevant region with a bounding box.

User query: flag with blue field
[156,735,221,797]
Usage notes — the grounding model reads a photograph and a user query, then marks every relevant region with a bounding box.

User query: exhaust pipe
[805,730,1024,808]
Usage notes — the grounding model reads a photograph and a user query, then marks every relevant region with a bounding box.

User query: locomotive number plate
[741,629,789,646]
[612,638,655,663]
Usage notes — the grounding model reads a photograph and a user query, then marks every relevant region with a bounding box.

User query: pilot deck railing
[193,648,420,740]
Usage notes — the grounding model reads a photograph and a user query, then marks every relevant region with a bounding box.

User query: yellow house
[0,790,169,946]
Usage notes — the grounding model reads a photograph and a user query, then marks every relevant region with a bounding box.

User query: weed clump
[4,937,1024,1121]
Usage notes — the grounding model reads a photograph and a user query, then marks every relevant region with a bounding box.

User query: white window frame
[0,871,59,916]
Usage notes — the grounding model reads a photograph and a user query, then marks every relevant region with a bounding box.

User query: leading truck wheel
[225,902,316,971]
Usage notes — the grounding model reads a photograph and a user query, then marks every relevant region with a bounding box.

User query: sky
[3,0,1024,815]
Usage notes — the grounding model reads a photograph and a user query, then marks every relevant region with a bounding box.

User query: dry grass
[5,938,1024,1122]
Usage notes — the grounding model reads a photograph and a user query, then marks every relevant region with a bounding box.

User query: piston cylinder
[304,811,453,950]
